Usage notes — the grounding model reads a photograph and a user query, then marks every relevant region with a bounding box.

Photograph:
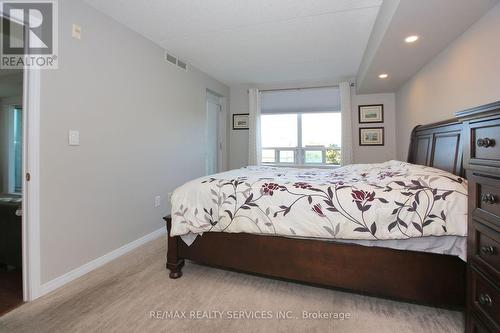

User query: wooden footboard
[165,216,466,309]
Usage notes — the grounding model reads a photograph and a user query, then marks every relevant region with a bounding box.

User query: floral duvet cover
[171,161,467,242]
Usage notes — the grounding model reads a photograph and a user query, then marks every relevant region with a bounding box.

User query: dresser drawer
[465,117,500,169]
[471,221,500,280]
[467,314,494,333]
[471,174,500,225]
[474,125,500,160]
[470,267,500,330]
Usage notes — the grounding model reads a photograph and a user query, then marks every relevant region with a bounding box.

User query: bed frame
[165,118,466,309]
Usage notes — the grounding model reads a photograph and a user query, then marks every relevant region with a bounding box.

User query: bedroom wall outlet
[72,24,81,40]
[68,130,80,146]
[167,192,173,201]
[154,195,161,207]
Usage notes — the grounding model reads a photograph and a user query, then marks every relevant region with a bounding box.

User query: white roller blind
[260,87,340,114]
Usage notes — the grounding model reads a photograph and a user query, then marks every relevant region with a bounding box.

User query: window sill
[262,163,341,169]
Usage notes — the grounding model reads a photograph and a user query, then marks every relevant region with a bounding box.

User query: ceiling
[84,0,498,91]
[84,0,382,85]
[357,0,499,93]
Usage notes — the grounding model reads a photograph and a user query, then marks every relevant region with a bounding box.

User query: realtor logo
[1,0,58,69]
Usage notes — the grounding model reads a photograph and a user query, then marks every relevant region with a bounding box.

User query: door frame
[206,90,227,173]
[219,96,228,172]
[0,13,41,302]
[22,67,41,301]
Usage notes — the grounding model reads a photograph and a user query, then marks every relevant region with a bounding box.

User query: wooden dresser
[457,101,500,333]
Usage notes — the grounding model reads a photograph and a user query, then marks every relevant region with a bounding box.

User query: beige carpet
[0,237,463,333]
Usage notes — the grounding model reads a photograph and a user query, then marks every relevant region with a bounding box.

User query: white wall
[351,90,397,163]
[228,85,251,169]
[38,0,229,284]
[395,3,500,160]
[228,84,397,168]
[0,101,8,192]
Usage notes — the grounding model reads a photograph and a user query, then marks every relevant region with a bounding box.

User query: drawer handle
[480,193,497,204]
[477,138,496,148]
[479,293,493,307]
[480,245,496,256]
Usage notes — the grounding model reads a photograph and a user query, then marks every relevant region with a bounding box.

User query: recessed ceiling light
[378,74,388,79]
[405,35,419,43]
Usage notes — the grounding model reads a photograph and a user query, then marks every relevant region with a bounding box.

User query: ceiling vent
[165,52,177,65]
[177,59,188,71]
[165,51,188,71]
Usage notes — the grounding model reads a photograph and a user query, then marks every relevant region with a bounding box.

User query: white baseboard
[39,226,166,297]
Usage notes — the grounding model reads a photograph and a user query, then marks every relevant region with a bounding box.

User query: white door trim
[22,67,41,301]
[219,96,228,172]
[206,90,227,173]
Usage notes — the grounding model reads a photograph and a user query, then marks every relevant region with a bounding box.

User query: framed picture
[359,127,384,146]
[358,104,384,123]
[233,113,249,130]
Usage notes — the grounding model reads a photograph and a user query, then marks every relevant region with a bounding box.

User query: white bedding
[171,161,468,260]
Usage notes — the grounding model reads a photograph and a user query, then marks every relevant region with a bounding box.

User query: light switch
[72,24,81,40]
[68,130,80,146]
[154,196,161,207]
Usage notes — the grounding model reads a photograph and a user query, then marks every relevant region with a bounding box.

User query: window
[260,87,341,167]
[13,107,22,192]
[261,112,341,166]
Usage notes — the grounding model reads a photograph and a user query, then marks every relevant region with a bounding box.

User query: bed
[165,118,467,308]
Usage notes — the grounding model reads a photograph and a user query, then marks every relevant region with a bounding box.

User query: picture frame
[359,127,384,146]
[233,113,249,130]
[358,104,384,123]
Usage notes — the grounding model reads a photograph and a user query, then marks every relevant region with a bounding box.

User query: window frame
[260,112,341,168]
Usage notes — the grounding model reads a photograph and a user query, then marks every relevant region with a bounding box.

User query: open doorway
[0,68,24,315]
[0,13,42,307]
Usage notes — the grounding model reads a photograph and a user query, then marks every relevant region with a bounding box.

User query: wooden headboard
[407,119,464,177]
